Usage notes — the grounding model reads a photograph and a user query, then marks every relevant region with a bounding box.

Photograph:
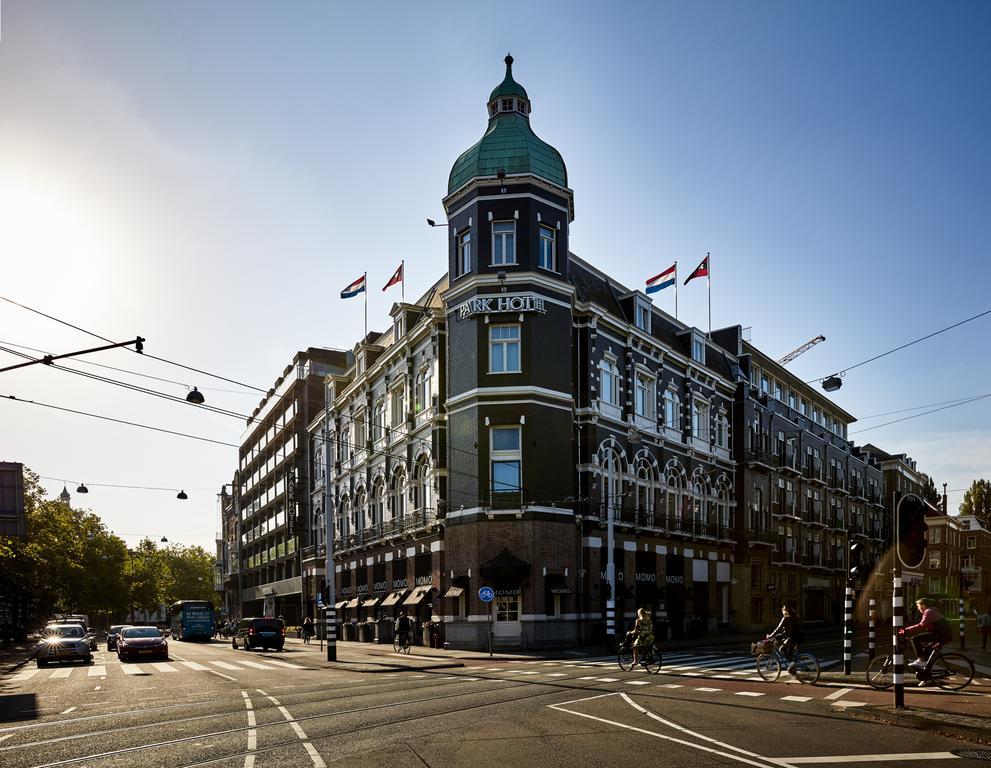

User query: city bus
[168,600,215,641]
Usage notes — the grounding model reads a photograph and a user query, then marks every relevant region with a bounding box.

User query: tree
[126,539,164,617]
[960,479,991,527]
[920,474,941,508]
[159,544,217,606]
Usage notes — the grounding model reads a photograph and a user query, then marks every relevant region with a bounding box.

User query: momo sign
[457,294,547,320]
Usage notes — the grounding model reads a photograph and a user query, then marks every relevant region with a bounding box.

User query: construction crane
[777,335,826,366]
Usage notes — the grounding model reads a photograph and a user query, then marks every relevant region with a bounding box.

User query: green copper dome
[448,55,567,195]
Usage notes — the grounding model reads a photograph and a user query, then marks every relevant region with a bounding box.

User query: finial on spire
[505,53,514,69]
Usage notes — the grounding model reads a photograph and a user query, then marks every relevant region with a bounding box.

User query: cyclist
[628,607,655,667]
[768,605,804,674]
[900,597,953,670]
[394,610,412,651]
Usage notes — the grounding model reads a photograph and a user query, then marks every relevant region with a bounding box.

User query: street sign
[478,586,495,603]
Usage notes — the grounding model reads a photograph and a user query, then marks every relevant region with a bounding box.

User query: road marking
[232,660,275,670]
[13,669,39,681]
[546,673,568,677]
[576,676,598,680]
[824,687,853,701]
[60,707,77,714]
[550,692,786,768]
[151,663,177,673]
[120,665,144,675]
[830,701,868,709]
[734,691,765,697]
[596,678,620,683]
[519,670,540,675]
[210,661,242,670]
[87,665,106,677]
[210,670,237,681]
[781,695,812,702]
[661,683,683,688]
[694,687,722,692]
[0,734,13,743]
[624,680,651,686]
[259,659,304,670]
[304,743,327,768]
[780,753,961,764]
[264,694,324,767]
[179,661,210,671]
[50,668,73,679]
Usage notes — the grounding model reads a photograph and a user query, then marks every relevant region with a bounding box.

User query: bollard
[893,575,904,709]
[868,598,876,660]
[843,586,853,675]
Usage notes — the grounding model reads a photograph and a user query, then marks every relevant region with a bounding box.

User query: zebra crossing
[8,657,307,684]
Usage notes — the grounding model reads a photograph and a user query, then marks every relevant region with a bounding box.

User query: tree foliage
[920,474,941,508]
[960,479,991,526]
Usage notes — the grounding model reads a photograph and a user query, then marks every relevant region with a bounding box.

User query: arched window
[693,481,706,530]
[315,511,324,548]
[338,497,350,540]
[415,367,432,413]
[371,478,385,529]
[666,472,681,521]
[353,490,366,532]
[413,455,431,512]
[390,468,406,522]
[601,449,623,521]
[635,458,656,525]
[372,400,386,442]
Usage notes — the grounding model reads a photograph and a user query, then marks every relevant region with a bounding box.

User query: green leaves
[960,479,991,527]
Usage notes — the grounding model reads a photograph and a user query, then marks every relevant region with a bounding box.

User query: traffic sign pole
[479,587,495,658]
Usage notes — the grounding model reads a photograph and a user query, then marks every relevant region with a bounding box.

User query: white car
[36,624,93,667]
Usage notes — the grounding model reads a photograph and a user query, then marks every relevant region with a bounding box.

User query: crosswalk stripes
[6,656,312,684]
[179,661,211,671]
[210,661,241,670]
[151,662,177,672]
[88,665,107,677]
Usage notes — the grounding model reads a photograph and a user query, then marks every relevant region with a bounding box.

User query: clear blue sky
[1,1,988,549]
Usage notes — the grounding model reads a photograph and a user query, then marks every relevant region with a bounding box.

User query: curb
[845,705,991,746]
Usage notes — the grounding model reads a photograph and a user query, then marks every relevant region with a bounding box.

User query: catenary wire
[849,393,991,435]
[855,394,989,420]
[0,293,269,392]
[807,306,991,383]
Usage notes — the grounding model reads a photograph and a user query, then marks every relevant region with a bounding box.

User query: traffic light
[896,493,928,570]
[848,541,864,585]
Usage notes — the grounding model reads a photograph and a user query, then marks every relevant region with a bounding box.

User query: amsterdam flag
[382,262,403,291]
[684,255,709,285]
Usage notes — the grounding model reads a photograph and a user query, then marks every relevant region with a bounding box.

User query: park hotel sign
[457,293,547,320]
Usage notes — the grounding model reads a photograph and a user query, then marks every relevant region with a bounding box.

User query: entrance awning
[480,548,531,586]
[344,597,361,609]
[381,590,407,607]
[443,586,465,598]
[334,600,348,610]
[362,595,383,608]
[403,586,434,606]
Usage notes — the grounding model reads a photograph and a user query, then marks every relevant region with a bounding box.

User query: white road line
[0,734,13,743]
[661,683,683,688]
[60,706,77,714]
[242,690,256,768]
[50,668,72,679]
[596,678,620,683]
[781,695,812,702]
[824,687,853,701]
[546,673,569,677]
[210,661,242,670]
[624,680,651,686]
[13,669,39,681]
[304,743,327,768]
[236,660,277,670]
[694,687,722,692]
[259,659,304,669]
[121,665,144,675]
[266,694,324,768]
[780,753,960,764]
[576,676,598,680]
[549,693,786,768]
[830,701,868,709]
[87,665,106,677]
[518,671,540,675]
[151,663,177,673]
[735,691,765,697]
[210,670,237,681]
[179,661,211,671]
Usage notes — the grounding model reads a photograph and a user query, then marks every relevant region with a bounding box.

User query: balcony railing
[336,509,440,551]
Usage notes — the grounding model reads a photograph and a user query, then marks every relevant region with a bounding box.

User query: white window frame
[538,224,556,271]
[634,371,655,420]
[372,399,386,443]
[663,388,681,436]
[491,221,517,266]
[929,527,942,544]
[457,229,471,277]
[390,386,405,428]
[692,398,710,442]
[489,324,521,374]
[490,426,522,496]
[415,366,432,413]
[635,299,651,333]
[599,356,620,408]
[693,334,706,364]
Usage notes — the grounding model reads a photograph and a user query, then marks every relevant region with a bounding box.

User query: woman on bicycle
[768,605,804,673]
[630,608,655,667]
[900,597,953,669]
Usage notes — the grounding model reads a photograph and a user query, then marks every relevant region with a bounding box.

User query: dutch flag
[340,274,366,299]
[645,263,677,294]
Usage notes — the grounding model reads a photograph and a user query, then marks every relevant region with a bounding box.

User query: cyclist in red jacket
[899,598,953,668]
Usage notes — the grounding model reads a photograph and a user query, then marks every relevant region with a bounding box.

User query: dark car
[231,617,285,651]
[117,626,169,662]
[36,624,93,667]
[107,625,130,652]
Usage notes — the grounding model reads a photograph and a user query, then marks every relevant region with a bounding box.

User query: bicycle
[393,631,411,654]
[618,636,662,674]
[866,642,974,691]
[751,637,820,684]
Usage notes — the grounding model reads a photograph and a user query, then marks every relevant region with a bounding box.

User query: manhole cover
[953,750,991,761]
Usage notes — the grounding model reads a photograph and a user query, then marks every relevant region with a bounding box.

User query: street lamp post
[323,399,337,661]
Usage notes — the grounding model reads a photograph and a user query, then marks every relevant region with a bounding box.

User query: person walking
[977,607,991,651]
[302,616,314,645]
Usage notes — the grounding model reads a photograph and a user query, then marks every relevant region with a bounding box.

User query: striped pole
[893,574,905,709]
[868,598,876,660]
[843,585,853,675]
[960,598,966,651]
[325,606,337,660]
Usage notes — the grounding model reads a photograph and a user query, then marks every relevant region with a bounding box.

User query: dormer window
[393,315,404,341]
[692,334,705,364]
[501,98,513,112]
[635,300,651,333]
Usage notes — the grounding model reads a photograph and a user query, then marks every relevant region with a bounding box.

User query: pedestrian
[977,607,991,651]
[302,616,314,645]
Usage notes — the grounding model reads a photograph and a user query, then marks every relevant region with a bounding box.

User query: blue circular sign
[478,586,495,603]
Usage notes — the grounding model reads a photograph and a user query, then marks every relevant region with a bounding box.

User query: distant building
[957,514,989,611]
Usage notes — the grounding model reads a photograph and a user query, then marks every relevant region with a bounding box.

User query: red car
[117,626,169,662]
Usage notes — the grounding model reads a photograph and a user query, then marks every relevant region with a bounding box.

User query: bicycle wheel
[866,655,894,690]
[931,653,974,691]
[794,653,820,685]
[756,654,781,682]
[643,649,662,674]
[618,644,635,672]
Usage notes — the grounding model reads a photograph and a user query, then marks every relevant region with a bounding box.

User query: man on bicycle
[768,605,804,674]
[900,597,953,669]
[394,610,412,650]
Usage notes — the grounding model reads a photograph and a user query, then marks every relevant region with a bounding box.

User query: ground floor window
[495,594,519,622]
[750,597,763,623]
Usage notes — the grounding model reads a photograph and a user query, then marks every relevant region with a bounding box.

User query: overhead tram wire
[0,294,268,393]
[849,392,991,435]
[856,394,989,420]
[807,307,991,385]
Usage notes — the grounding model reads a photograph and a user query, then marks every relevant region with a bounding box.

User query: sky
[1,1,989,551]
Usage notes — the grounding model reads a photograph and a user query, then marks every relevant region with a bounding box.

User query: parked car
[107,625,130,651]
[117,626,169,662]
[231,617,285,651]
[36,624,93,667]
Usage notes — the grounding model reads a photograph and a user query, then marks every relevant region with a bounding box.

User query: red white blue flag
[645,263,676,294]
[340,274,366,299]
[382,263,403,291]
[684,255,709,285]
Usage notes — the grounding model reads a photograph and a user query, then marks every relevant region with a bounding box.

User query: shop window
[495,594,519,621]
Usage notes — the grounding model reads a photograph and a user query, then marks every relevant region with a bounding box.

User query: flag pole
[401,260,405,304]
[363,271,368,341]
[706,252,711,337]
[674,261,679,320]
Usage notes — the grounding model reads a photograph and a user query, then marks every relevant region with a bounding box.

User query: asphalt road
[1,637,988,767]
